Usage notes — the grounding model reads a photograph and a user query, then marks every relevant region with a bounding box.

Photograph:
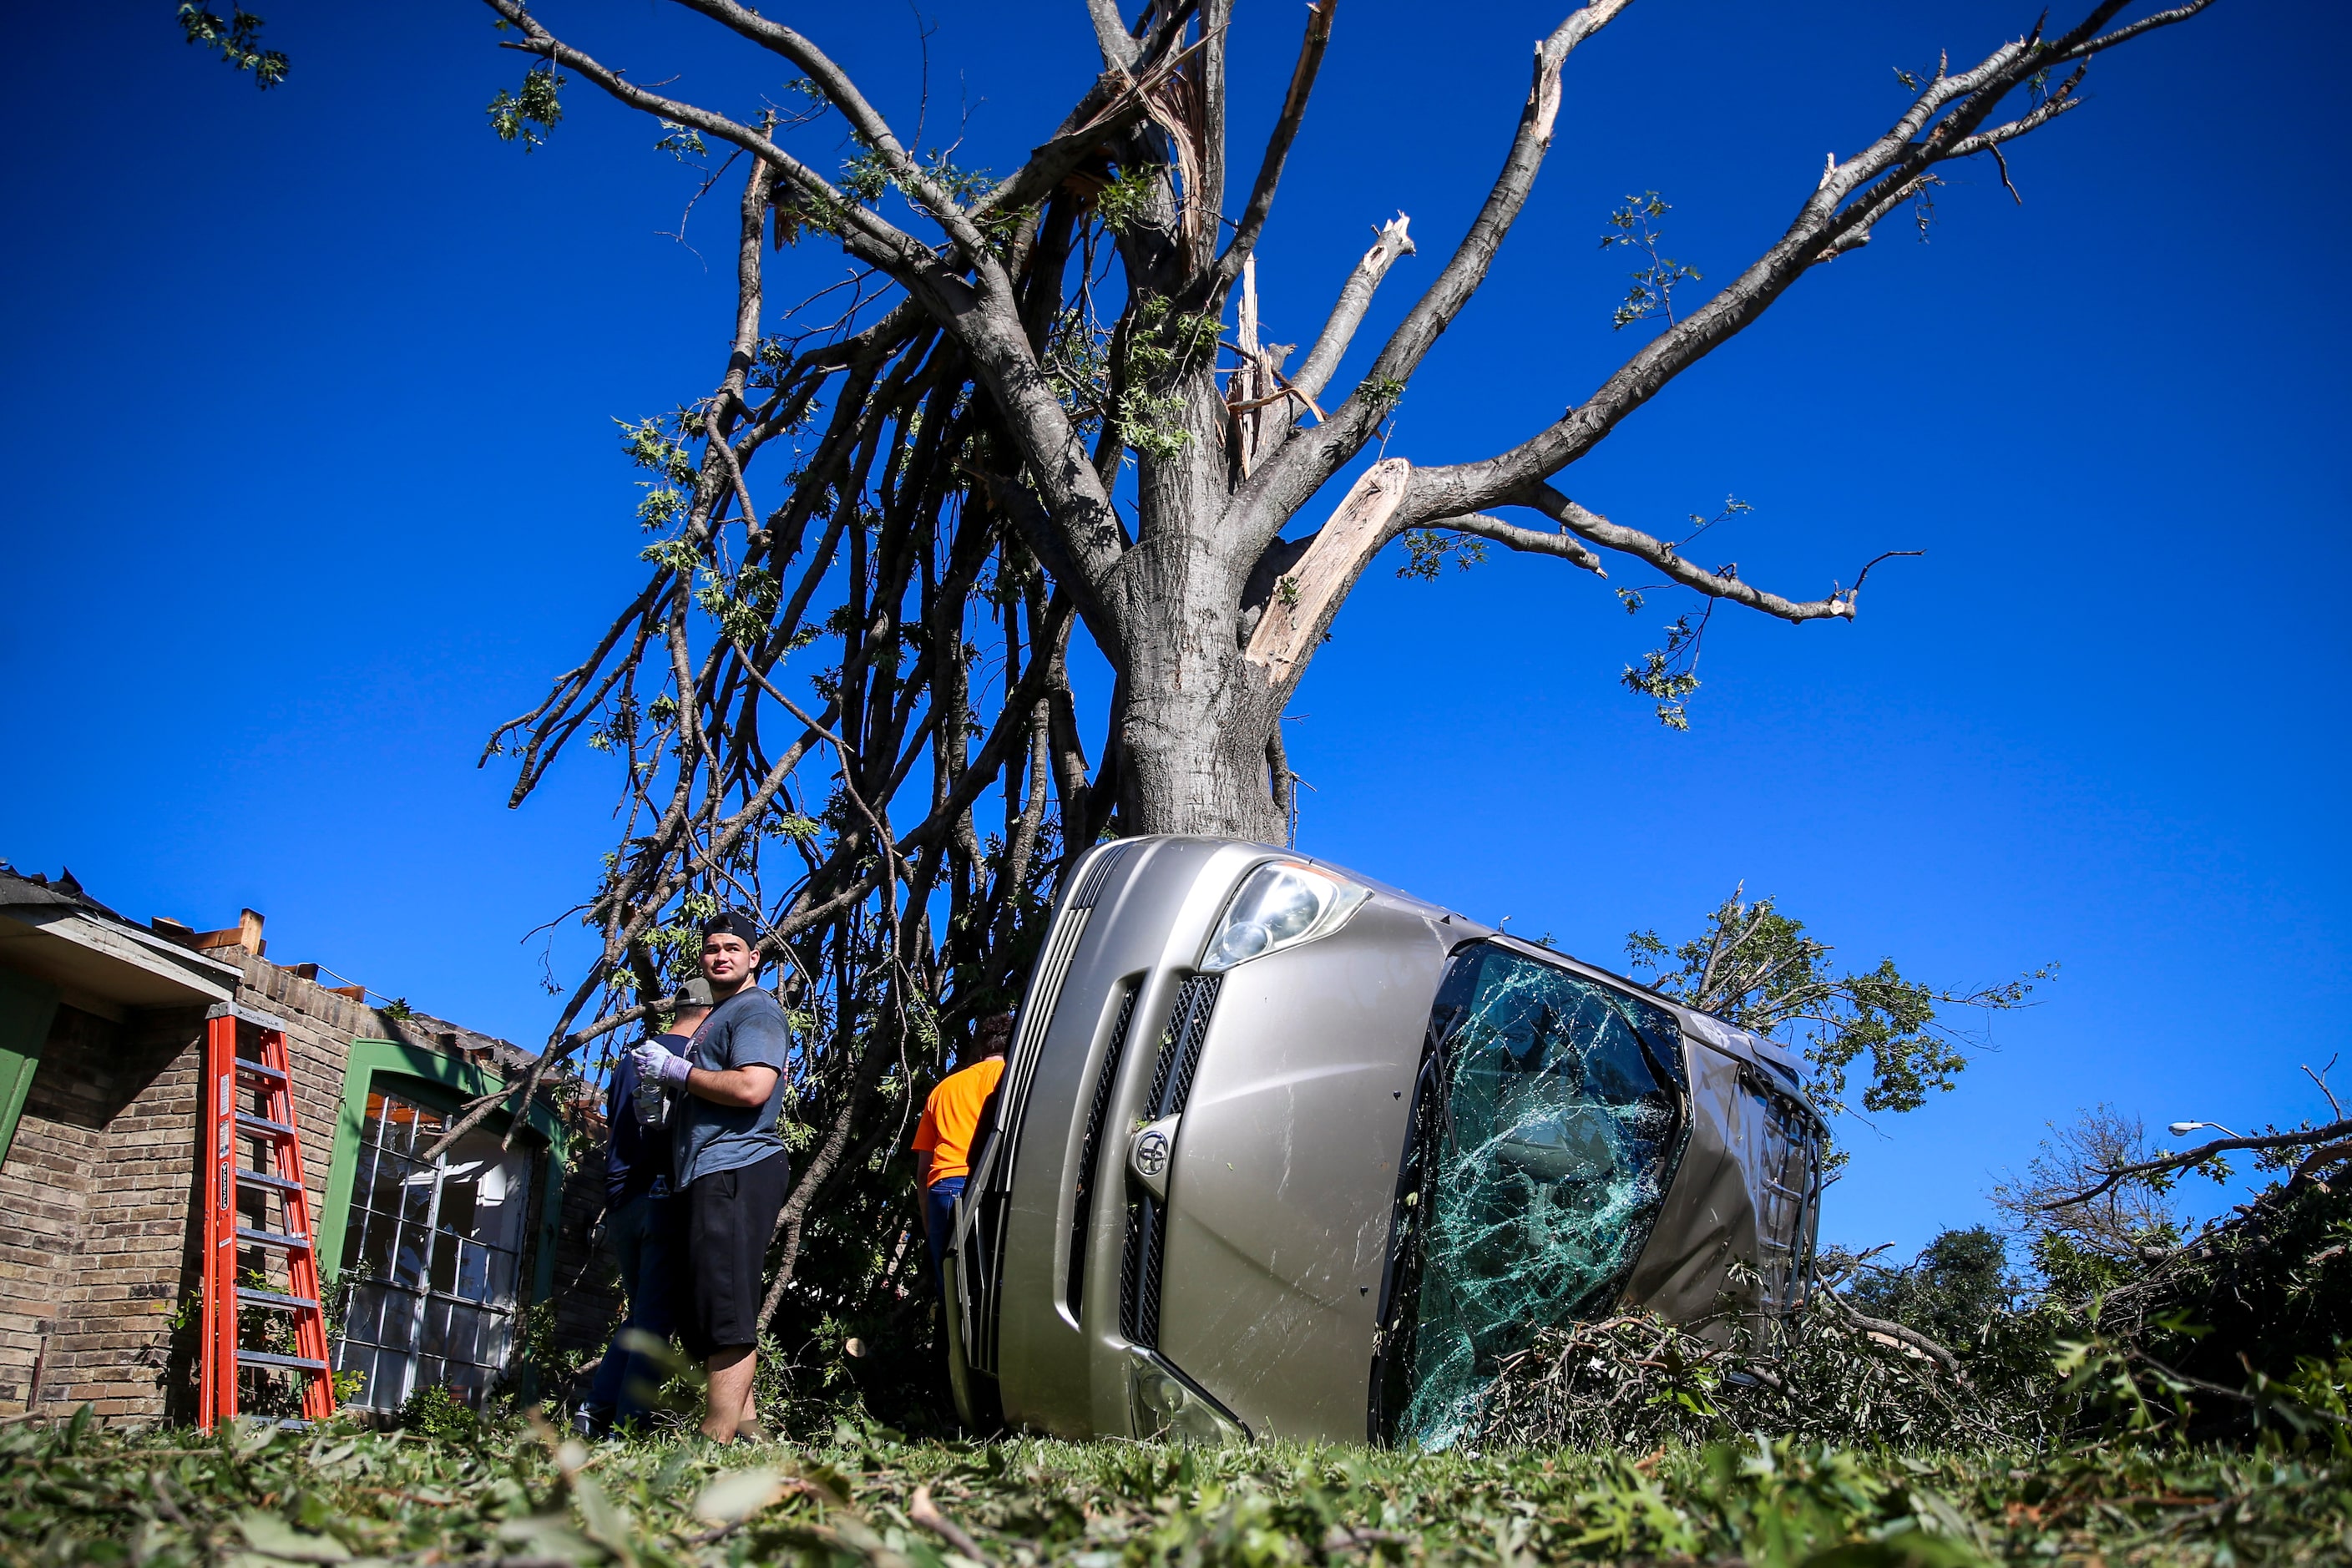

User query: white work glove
[630,1041,692,1090]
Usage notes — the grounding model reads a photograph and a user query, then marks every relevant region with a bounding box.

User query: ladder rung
[236,1287,321,1313]
[232,1168,303,1194]
[235,1349,330,1373]
[235,1060,290,1084]
[235,1111,298,1139]
[234,1226,311,1252]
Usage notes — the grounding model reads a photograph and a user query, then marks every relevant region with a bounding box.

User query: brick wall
[30,1007,209,1422]
[0,1004,124,1414]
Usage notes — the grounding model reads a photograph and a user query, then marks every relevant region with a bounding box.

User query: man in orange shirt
[912,1013,1012,1300]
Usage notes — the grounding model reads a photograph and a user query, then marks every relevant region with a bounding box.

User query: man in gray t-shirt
[671,981,792,1186]
[630,911,792,1442]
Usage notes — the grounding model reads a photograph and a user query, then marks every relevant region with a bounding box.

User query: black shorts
[681,1151,790,1359]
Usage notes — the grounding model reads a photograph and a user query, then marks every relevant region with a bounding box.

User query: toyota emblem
[1133,1128,1170,1177]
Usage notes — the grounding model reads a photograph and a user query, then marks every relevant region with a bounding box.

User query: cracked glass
[1399,944,1684,1449]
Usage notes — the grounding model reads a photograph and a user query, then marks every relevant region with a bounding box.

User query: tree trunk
[1111,374,1288,844]
[1119,643,1284,841]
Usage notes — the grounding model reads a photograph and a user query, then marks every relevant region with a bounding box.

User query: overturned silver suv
[946,837,1824,1447]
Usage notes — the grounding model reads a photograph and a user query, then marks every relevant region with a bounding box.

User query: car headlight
[1199,860,1369,972]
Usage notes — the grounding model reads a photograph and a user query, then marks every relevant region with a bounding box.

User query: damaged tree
[484,0,2219,844]
[436,0,2220,1345]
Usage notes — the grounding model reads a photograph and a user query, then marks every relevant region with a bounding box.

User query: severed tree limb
[1243,458,1410,685]
[1813,1286,1961,1373]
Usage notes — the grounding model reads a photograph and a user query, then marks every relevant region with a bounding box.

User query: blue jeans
[924,1176,966,1303]
[584,1191,675,1429]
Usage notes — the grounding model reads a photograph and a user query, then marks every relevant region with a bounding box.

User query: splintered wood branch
[1288,213,1414,408]
[1243,458,1410,685]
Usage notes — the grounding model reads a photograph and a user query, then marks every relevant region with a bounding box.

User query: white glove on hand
[630,1042,691,1090]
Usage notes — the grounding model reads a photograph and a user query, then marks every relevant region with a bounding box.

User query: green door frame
[316,1038,569,1307]
[0,969,61,1169]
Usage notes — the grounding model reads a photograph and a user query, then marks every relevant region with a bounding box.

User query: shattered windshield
[1398,944,1685,1449]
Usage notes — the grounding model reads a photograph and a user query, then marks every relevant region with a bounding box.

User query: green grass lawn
[6,1411,2346,1568]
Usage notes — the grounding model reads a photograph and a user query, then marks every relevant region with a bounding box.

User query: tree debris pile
[1467,1296,2022,1454]
[1468,1100,2352,1456]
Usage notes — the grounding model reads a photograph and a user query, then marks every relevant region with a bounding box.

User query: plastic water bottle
[633,1051,670,1135]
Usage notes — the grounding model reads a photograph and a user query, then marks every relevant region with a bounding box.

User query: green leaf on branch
[488,63,566,152]
[178,5,288,89]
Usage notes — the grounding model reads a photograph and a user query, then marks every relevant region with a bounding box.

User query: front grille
[953,842,1130,1375]
[1065,984,1138,1320]
[1118,974,1222,1348]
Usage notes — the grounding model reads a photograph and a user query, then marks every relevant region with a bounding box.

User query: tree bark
[1112,371,1288,842]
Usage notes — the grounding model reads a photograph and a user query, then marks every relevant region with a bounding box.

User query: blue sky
[3,1,2343,1258]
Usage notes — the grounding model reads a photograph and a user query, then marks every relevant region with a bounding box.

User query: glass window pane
[331,1338,369,1402]
[485,1246,519,1305]
[348,1143,379,1211]
[377,1290,419,1352]
[341,1282,386,1344]
[383,1097,415,1156]
[420,1294,452,1356]
[1401,944,1685,1449]
[367,1151,413,1217]
[478,1311,513,1373]
[390,1222,427,1289]
[398,1170,433,1232]
[356,1210,395,1281]
[341,1207,369,1278]
[430,1228,459,1296]
[445,1362,487,1410]
[443,1303,482,1366]
[452,1239,486,1302]
[372,1345,408,1409]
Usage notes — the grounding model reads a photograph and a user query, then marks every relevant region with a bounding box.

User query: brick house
[0,863,617,1425]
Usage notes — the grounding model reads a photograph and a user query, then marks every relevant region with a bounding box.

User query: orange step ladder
[200,1005,336,1429]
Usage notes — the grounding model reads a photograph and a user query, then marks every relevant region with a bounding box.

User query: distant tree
[1849,1226,2017,1347]
[1991,1104,2190,1298]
